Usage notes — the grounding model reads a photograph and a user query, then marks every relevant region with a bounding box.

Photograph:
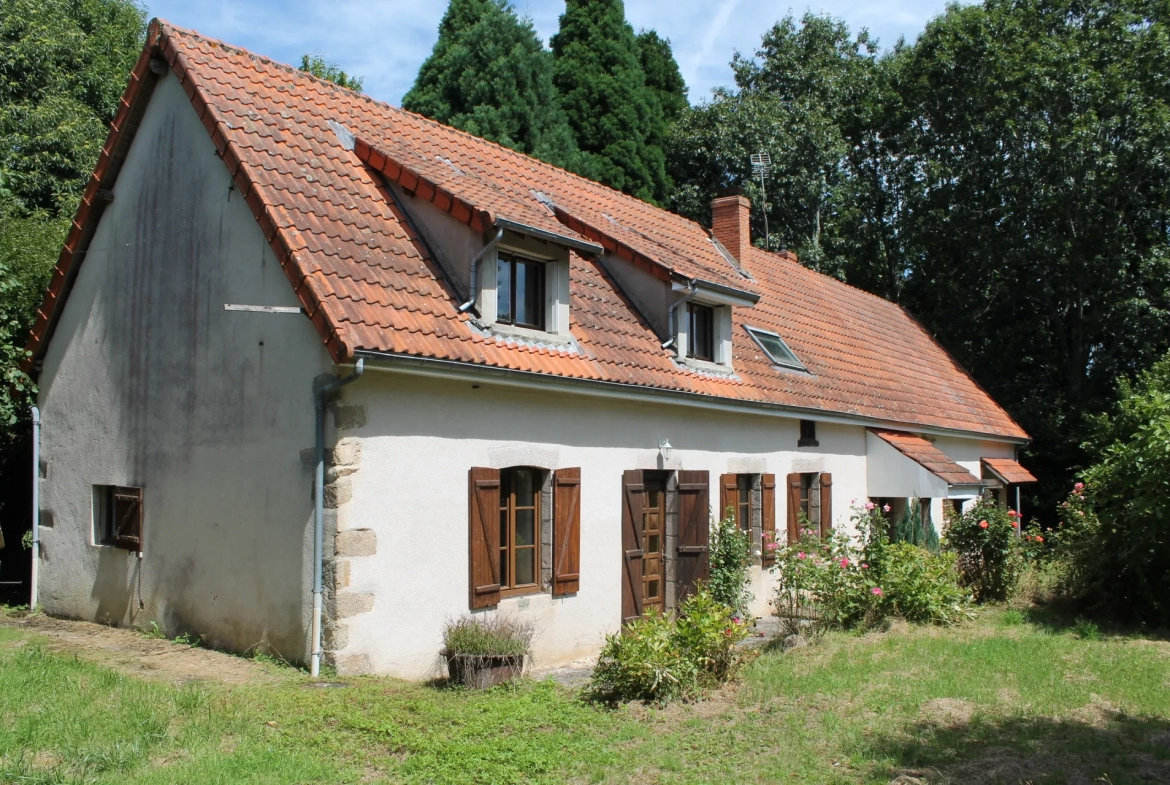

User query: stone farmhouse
[26,21,1035,678]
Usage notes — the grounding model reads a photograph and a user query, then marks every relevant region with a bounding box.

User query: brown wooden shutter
[552,468,581,596]
[621,470,645,624]
[719,474,737,525]
[762,474,777,566]
[676,470,710,601]
[468,468,501,609]
[786,473,802,543]
[819,472,833,537]
[112,486,143,552]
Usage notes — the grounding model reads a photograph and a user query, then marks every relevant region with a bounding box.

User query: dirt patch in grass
[0,611,288,686]
[919,698,976,727]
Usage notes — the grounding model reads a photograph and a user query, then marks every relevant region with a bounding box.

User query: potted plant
[441,615,535,688]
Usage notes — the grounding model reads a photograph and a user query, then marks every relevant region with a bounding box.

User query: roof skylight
[745,326,806,371]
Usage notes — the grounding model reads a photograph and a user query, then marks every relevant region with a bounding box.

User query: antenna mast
[750,152,772,250]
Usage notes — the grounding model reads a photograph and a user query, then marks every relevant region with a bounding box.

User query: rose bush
[944,499,1020,602]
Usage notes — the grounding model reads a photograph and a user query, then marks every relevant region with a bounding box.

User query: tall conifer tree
[403,0,577,167]
[551,0,669,203]
[636,30,687,124]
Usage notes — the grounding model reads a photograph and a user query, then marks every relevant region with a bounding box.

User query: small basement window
[746,326,805,371]
[497,252,545,330]
[92,485,143,551]
[687,302,715,362]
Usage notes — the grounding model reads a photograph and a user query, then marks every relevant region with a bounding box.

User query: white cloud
[144,0,953,107]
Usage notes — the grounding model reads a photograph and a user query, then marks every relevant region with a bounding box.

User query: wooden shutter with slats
[719,474,737,525]
[762,474,776,566]
[820,472,833,537]
[677,470,710,601]
[468,468,501,609]
[112,486,143,552]
[553,468,581,596]
[786,472,802,543]
[621,470,644,624]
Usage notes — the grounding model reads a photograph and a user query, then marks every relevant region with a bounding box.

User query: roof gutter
[458,228,504,314]
[351,350,1031,445]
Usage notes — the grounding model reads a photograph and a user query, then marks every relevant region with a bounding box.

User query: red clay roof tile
[25,20,1028,442]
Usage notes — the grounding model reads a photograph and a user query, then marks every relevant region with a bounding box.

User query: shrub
[875,543,970,625]
[588,587,750,703]
[944,499,1019,602]
[891,498,940,552]
[772,504,970,632]
[707,511,753,617]
[1051,357,1170,625]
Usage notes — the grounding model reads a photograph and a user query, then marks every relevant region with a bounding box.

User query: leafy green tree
[300,54,364,92]
[0,0,146,215]
[551,0,669,203]
[667,14,889,278]
[894,0,1170,514]
[402,0,577,167]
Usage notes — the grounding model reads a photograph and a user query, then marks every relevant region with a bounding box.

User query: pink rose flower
[1074,482,1085,491]
[979,520,989,529]
[871,587,883,596]
[839,558,850,568]
[861,563,869,569]
[797,552,806,560]
[883,504,891,512]
[766,542,778,551]
[865,501,876,511]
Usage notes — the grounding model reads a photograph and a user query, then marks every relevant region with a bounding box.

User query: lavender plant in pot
[442,615,535,688]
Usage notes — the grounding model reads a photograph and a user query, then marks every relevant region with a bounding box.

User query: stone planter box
[444,652,525,689]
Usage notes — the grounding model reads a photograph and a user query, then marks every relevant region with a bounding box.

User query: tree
[893,0,1170,514]
[402,0,577,167]
[636,30,687,125]
[300,54,364,92]
[667,14,890,280]
[551,0,669,203]
[0,0,146,216]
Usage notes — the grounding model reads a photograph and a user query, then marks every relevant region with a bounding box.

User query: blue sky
[144,0,952,107]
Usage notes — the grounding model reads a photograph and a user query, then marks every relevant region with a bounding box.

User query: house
[25,20,1035,679]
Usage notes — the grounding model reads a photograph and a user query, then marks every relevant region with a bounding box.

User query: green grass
[2,610,1168,784]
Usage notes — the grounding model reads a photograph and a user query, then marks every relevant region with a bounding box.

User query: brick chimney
[710,191,751,262]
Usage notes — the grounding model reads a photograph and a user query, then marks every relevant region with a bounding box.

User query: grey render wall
[34,71,336,660]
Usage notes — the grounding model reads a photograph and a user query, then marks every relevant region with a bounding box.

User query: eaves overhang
[675,276,760,308]
[352,349,1032,445]
[494,217,603,257]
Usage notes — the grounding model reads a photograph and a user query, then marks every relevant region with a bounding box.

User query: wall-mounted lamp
[658,438,673,461]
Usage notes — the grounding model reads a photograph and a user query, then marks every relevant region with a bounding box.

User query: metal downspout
[662,280,698,349]
[458,228,504,313]
[311,359,364,678]
[30,406,40,610]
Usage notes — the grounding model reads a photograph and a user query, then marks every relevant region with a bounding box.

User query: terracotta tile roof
[871,430,983,486]
[982,458,1038,484]
[27,20,1029,442]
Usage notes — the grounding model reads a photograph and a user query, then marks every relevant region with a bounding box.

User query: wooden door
[641,475,667,614]
[621,470,644,624]
[676,470,710,602]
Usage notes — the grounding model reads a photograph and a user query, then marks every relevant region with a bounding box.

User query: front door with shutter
[641,475,667,613]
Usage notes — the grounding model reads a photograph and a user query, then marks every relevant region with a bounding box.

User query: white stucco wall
[35,71,334,659]
[327,370,870,678]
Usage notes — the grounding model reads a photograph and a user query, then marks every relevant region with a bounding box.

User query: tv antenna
[750,153,772,250]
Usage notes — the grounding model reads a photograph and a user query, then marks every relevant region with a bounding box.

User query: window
[687,303,714,361]
[798,420,818,447]
[735,474,753,531]
[92,485,142,551]
[496,252,544,330]
[498,467,541,595]
[745,326,805,371]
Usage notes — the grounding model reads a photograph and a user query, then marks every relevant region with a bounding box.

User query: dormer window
[746,326,806,371]
[687,303,715,362]
[497,252,545,330]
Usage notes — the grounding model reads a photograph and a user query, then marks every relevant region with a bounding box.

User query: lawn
[2,608,1168,784]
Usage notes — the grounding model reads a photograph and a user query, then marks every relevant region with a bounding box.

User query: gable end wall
[34,70,336,660]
